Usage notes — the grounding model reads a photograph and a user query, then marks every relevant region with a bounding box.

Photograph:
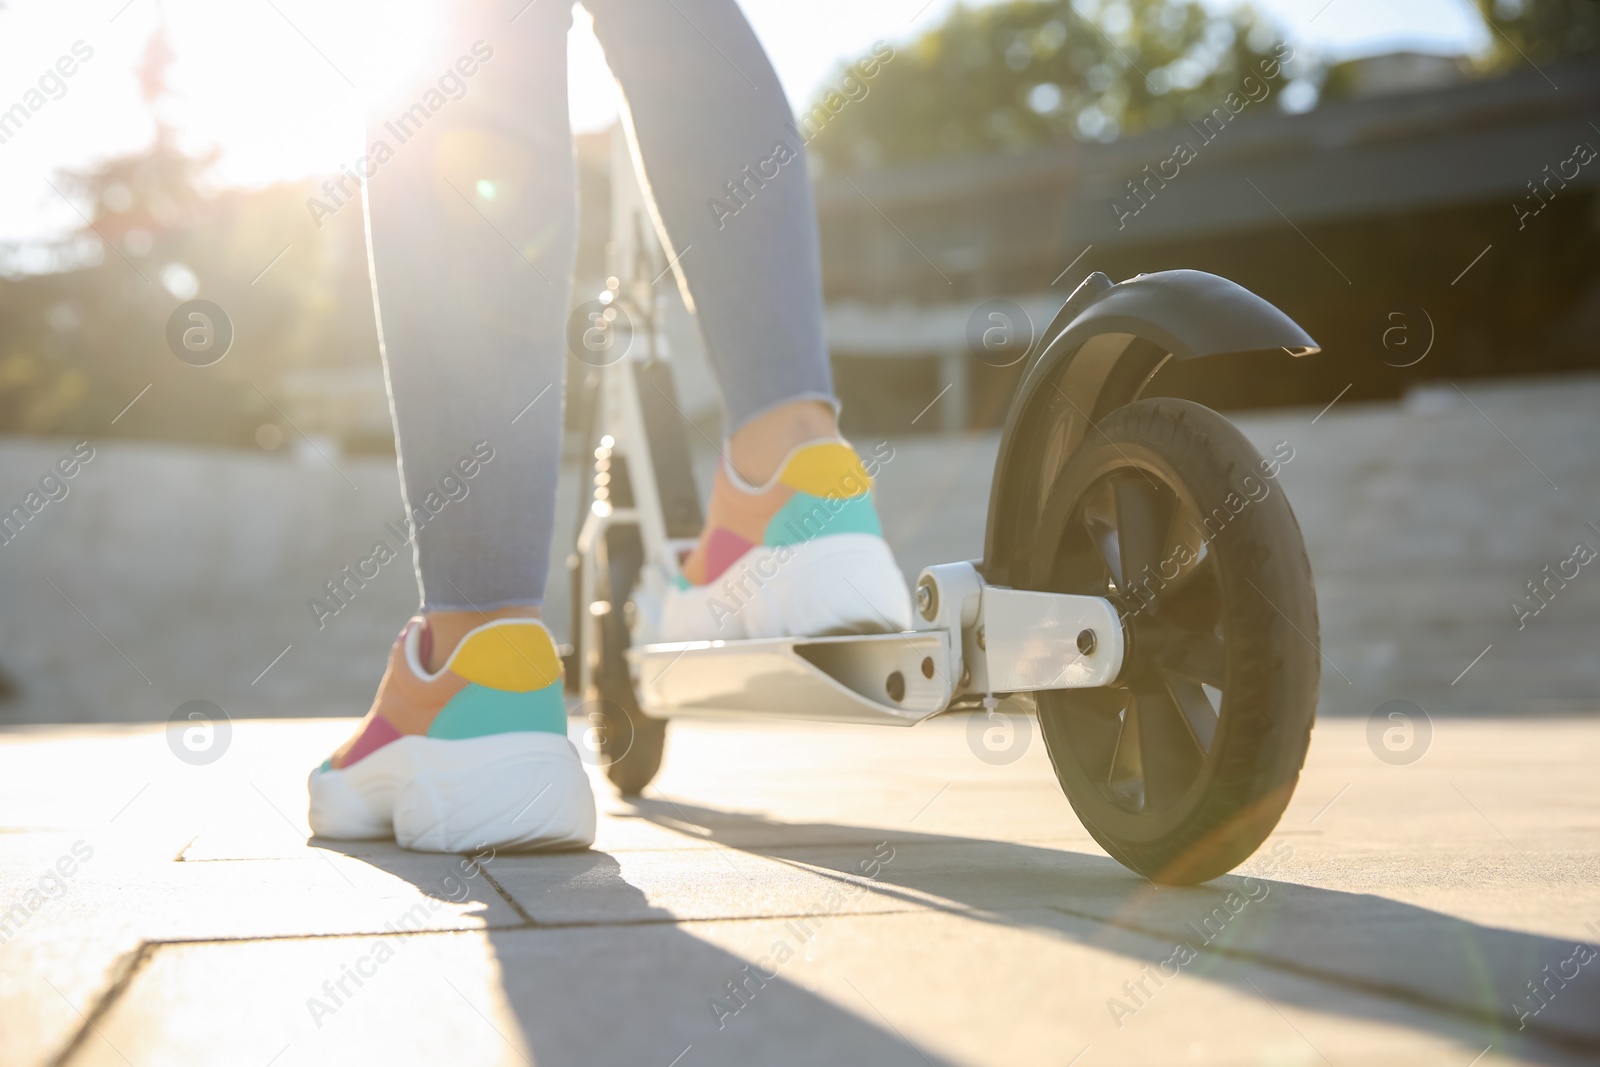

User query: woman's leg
[587,0,911,640]
[365,0,576,656]
[307,2,596,852]
[585,0,836,472]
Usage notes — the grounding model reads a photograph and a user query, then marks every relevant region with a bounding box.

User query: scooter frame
[569,261,1318,728]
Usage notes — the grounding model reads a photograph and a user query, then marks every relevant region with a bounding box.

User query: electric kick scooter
[566,227,1322,886]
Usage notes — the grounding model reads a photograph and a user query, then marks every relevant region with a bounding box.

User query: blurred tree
[1473,0,1599,72]
[806,0,1289,171]
[0,18,379,447]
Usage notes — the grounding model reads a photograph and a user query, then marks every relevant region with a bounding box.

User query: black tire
[589,679,667,796]
[587,585,668,795]
[588,463,667,797]
[1026,398,1318,885]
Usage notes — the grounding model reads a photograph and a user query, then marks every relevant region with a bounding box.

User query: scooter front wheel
[1025,398,1318,885]
[591,678,666,797]
[587,511,668,797]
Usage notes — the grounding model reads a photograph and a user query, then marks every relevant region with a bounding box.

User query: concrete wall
[2,373,1596,724]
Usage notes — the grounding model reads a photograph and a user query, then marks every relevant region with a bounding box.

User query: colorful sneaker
[307,618,595,852]
[661,439,912,641]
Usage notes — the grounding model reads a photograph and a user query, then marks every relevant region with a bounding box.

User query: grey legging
[365,0,834,611]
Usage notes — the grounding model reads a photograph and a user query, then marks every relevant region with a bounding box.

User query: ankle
[727,400,839,486]
[422,605,541,673]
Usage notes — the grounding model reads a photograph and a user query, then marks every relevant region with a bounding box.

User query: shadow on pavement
[317,796,1598,1066]
[626,798,1600,1064]
[314,838,960,1067]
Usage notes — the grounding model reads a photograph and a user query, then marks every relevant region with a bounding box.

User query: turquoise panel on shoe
[428,681,567,739]
[764,490,882,547]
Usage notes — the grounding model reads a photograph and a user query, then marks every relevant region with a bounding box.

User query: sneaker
[307,617,596,852]
[661,439,913,641]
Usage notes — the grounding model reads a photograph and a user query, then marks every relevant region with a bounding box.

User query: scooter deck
[629,631,955,726]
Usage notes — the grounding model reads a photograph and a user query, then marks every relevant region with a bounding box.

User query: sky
[0,0,1493,248]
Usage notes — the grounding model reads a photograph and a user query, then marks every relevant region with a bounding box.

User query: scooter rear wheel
[1026,398,1318,885]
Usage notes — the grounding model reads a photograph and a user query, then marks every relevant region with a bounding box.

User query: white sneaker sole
[661,533,913,642]
[307,733,596,853]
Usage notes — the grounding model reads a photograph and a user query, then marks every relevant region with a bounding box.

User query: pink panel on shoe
[338,714,402,768]
[700,527,755,584]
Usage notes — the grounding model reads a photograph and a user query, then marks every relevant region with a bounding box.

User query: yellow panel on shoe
[776,441,873,497]
[447,622,562,692]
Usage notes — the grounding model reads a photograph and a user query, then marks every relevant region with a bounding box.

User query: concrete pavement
[2,712,1597,1066]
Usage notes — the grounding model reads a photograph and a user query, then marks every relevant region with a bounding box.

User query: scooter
[564,233,1321,886]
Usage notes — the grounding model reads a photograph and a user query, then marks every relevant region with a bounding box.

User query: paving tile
[0,843,524,1063]
[1,848,521,945]
[68,909,1592,1067]
[691,908,1593,1067]
[1043,863,1600,1049]
[0,924,139,1067]
[479,841,919,926]
[70,925,945,1067]
[8,714,1600,1066]
[592,782,1092,855]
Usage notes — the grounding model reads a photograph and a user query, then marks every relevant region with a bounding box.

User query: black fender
[981,269,1318,586]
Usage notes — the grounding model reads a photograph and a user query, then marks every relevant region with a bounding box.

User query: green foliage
[1473,0,1600,72]
[807,0,1288,171]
